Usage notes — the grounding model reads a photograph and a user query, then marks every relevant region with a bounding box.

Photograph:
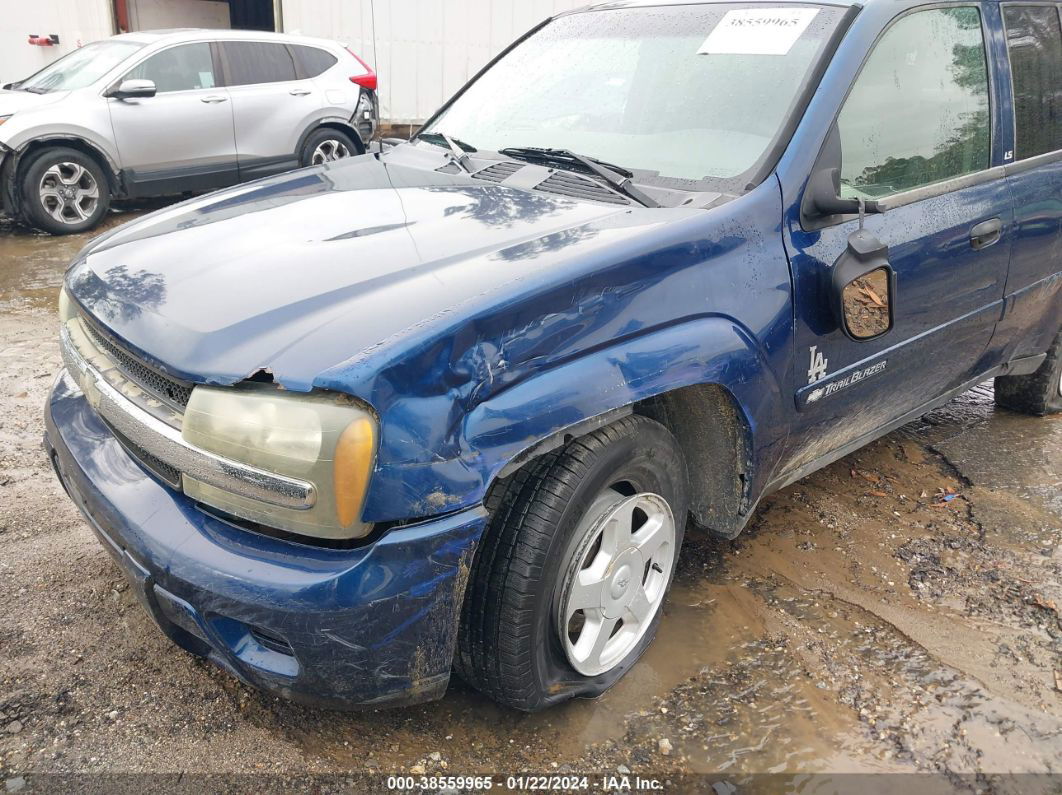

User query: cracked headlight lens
[182,386,376,540]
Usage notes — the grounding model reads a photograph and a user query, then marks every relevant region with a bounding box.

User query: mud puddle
[0,204,164,313]
[266,550,883,777]
[926,392,1061,520]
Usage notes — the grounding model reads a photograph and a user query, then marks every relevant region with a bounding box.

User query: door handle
[970,218,1002,250]
[289,88,312,96]
[200,95,228,103]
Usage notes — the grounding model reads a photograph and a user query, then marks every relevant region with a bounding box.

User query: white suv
[0,29,378,234]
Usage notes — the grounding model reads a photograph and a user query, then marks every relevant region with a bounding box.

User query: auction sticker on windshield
[699,7,820,55]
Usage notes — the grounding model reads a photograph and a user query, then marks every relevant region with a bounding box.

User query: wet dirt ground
[0,208,1059,791]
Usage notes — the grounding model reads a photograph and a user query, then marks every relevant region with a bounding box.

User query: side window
[291,45,338,78]
[838,7,990,199]
[125,43,216,93]
[1002,5,1062,160]
[223,42,298,86]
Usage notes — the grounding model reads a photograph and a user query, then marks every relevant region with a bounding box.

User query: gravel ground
[1,211,1060,793]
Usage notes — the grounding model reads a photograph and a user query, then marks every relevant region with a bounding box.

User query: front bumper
[0,147,14,217]
[45,369,486,709]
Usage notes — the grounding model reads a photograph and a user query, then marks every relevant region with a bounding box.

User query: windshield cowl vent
[472,161,630,206]
[471,161,523,183]
[537,170,630,205]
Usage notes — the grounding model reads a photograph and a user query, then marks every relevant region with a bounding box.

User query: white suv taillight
[345,47,377,91]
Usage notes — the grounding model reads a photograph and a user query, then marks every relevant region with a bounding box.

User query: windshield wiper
[417,131,476,173]
[499,147,660,208]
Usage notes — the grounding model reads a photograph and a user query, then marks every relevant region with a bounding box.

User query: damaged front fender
[331,179,795,524]
[359,314,788,523]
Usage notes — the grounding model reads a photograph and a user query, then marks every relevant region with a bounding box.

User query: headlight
[181,386,377,540]
[0,115,11,127]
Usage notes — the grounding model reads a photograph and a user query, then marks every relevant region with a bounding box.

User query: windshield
[17,40,144,93]
[421,3,844,191]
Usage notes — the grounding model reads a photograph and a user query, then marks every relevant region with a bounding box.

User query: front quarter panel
[326,180,795,522]
[1,89,121,169]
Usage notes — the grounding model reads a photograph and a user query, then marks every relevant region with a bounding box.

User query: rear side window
[291,45,338,78]
[126,42,216,93]
[838,7,991,199]
[222,41,297,86]
[1002,5,1062,160]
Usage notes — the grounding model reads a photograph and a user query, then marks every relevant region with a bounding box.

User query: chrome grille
[107,421,182,488]
[81,316,193,409]
[59,323,316,511]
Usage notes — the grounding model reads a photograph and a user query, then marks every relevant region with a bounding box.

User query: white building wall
[280,0,586,124]
[0,0,115,85]
[1,0,585,124]
[126,0,231,31]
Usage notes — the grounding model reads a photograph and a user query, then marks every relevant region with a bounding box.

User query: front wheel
[20,147,111,235]
[456,415,688,711]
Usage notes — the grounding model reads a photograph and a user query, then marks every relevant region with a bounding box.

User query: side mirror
[106,79,156,99]
[832,229,895,341]
[807,166,882,217]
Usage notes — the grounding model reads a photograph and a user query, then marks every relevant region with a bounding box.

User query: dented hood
[66,150,695,394]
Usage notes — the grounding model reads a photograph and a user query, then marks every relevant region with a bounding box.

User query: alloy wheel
[38,162,99,225]
[557,489,676,676]
[311,139,351,165]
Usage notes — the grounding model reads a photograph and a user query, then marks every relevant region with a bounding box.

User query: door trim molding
[1002,148,1062,176]
[121,160,240,198]
[769,364,1006,493]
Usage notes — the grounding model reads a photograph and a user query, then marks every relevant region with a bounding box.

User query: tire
[456,415,689,711]
[20,147,110,235]
[299,128,360,167]
[994,327,1062,416]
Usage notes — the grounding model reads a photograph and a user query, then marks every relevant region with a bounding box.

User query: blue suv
[45,0,1062,711]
